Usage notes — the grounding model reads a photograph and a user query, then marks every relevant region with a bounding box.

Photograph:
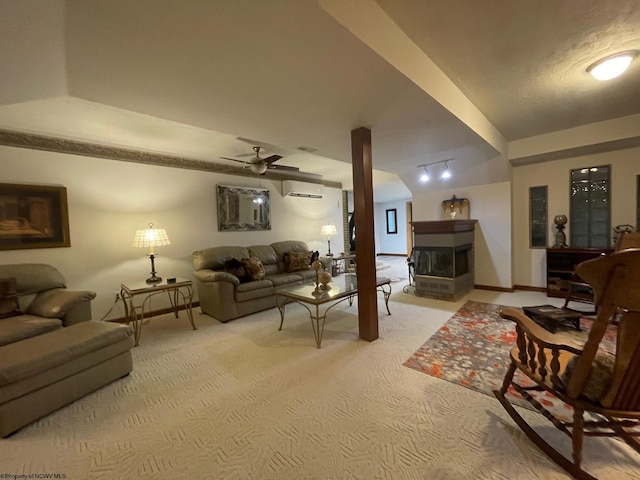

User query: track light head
[441,162,451,179]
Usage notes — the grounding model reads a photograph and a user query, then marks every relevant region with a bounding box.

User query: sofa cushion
[0,315,62,347]
[192,246,250,271]
[0,277,20,319]
[284,251,313,273]
[224,258,250,283]
[267,273,304,287]
[0,264,66,295]
[247,245,278,266]
[0,321,132,386]
[242,257,266,281]
[28,289,97,319]
[235,280,274,302]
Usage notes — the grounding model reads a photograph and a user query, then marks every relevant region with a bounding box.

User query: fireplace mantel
[411,220,477,234]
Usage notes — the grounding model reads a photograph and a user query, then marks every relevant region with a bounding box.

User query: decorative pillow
[284,251,314,273]
[224,258,250,283]
[0,277,21,319]
[561,350,615,402]
[242,257,266,281]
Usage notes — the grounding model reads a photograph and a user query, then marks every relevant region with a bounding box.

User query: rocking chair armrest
[500,307,583,355]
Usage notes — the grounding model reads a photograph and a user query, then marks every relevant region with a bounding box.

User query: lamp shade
[133,223,171,254]
[321,224,337,237]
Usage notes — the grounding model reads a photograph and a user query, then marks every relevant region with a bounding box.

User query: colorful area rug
[404,300,616,420]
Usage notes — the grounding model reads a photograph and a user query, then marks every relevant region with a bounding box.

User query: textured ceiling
[0,0,639,201]
[377,0,640,140]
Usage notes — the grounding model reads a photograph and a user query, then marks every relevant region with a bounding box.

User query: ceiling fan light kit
[220,146,298,175]
[587,50,637,80]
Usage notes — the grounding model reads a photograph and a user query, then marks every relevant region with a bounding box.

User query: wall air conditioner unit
[282,180,325,199]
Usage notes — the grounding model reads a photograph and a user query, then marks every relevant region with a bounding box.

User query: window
[570,165,610,248]
[386,208,397,234]
[529,186,547,248]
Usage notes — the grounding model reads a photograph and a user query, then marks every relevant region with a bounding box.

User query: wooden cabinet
[545,248,612,298]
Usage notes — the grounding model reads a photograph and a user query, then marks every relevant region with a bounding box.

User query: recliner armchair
[0,263,133,437]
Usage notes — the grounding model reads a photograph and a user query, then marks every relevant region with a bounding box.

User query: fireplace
[410,220,477,301]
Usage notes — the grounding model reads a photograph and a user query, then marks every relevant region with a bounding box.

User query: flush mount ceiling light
[587,51,637,81]
[417,158,454,183]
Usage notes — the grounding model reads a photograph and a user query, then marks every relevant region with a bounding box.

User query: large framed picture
[0,183,70,250]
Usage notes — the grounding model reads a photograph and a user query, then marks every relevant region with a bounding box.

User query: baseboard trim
[108,301,200,323]
[377,253,407,257]
[513,285,547,293]
[474,284,514,293]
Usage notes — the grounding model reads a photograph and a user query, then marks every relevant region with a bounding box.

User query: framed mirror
[217,185,271,231]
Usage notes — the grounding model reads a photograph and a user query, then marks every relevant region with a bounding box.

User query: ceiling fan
[220,146,299,175]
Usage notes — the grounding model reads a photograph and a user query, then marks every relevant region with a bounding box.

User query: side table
[120,278,196,346]
[320,254,356,276]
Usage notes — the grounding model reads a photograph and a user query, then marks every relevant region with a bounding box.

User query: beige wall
[512,147,640,288]
[411,181,512,289]
[0,145,343,320]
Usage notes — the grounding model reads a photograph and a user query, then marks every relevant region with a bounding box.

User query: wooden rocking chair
[494,248,640,480]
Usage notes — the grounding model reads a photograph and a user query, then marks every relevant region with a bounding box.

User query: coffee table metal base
[276,279,392,348]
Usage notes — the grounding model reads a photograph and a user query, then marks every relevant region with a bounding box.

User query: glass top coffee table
[275,274,392,348]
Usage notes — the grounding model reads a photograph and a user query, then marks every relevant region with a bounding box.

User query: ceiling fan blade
[263,154,283,164]
[220,156,250,165]
[269,164,299,172]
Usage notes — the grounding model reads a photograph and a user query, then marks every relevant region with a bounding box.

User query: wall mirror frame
[386,208,397,234]
[217,185,271,231]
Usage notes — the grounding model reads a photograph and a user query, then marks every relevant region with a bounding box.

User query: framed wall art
[0,183,70,250]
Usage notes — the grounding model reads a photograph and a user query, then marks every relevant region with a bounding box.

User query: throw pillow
[561,350,615,402]
[0,277,21,319]
[224,258,250,283]
[284,251,313,273]
[242,257,266,281]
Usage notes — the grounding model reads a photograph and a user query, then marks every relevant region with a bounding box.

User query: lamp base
[325,253,333,257]
[146,254,162,284]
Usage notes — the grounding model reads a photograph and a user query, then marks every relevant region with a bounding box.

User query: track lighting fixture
[441,162,451,179]
[420,167,430,183]
[416,158,454,183]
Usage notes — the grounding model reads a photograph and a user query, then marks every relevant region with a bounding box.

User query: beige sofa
[0,264,133,437]
[193,240,318,322]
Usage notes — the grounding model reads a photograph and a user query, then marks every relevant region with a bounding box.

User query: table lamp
[321,224,337,256]
[133,223,171,283]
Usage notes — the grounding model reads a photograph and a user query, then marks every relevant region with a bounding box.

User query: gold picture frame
[0,183,70,250]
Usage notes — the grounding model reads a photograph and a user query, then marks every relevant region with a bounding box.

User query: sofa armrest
[194,269,240,285]
[28,288,96,323]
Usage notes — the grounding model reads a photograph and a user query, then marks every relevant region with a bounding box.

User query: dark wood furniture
[545,247,611,299]
[496,249,640,480]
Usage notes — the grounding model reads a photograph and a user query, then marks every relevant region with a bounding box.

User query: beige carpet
[1,285,639,479]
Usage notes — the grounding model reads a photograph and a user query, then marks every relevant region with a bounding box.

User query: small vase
[318,270,332,290]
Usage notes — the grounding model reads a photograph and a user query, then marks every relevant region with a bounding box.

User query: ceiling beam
[0,129,342,188]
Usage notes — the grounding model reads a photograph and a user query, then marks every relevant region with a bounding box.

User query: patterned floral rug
[404,300,616,420]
